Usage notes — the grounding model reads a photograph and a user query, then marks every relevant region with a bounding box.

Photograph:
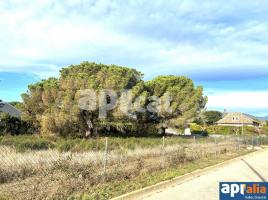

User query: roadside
[117,147,268,200]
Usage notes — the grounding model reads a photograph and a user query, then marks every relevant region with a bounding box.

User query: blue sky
[0,0,268,116]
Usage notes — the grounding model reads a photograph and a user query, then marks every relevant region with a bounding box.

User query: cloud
[0,63,60,78]
[206,89,268,116]
[0,0,268,81]
[207,91,268,109]
[1,0,268,115]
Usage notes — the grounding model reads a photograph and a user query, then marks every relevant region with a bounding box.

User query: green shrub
[206,125,233,135]
[0,113,34,135]
[205,125,260,135]
[190,123,208,136]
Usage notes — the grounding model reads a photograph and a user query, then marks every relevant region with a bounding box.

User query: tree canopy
[203,110,223,125]
[20,62,206,137]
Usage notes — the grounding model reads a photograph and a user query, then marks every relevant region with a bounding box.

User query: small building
[216,112,264,127]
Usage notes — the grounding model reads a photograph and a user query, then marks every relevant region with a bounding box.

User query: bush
[190,123,208,136]
[205,125,260,135]
[0,113,34,135]
[206,125,233,135]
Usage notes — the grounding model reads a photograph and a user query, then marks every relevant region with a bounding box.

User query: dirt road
[141,149,268,200]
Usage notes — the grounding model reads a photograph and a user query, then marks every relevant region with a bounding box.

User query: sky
[0,0,268,116]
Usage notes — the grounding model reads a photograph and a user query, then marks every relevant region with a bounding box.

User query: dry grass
[0,139,246,200]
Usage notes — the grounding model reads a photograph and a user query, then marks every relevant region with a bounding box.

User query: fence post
[161,136,165,168]
[252,136,254,149]
[237,137,240,150]
[193,136,196,144]
[214,137,217,156]
[103,137,108,181]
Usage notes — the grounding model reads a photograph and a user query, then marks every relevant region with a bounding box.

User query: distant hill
[256,116,268,121]
[244,114,268,122]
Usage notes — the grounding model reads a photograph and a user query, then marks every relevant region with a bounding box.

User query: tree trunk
[160,127,166,137]
[85,119,93,138]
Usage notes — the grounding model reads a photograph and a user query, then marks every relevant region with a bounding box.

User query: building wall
[217,123,254,127]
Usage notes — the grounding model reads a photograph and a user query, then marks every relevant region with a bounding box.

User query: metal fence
[0,134,267,199]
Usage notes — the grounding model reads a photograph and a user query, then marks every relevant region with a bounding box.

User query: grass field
[0,134,257,200]
[0,134,266,152]
[0,135,210,152]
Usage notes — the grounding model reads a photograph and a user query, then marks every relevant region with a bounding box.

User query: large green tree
[144,76,207,133]
[21,62,206,137]
[21,62,143,137]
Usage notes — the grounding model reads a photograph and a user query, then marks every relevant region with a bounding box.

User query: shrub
[190,123,208,135]
[205,125,260,135]
[0,113,34,135]
[206,125,233,135]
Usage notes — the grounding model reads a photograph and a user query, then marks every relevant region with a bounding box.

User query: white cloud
[0,0,268,82]
[207,91,268,109]
[1,0,268,114]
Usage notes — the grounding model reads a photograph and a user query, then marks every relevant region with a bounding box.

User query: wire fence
[0,134,268,199]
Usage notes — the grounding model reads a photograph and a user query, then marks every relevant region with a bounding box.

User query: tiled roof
[216,112,260,124]
[0,102,21,118]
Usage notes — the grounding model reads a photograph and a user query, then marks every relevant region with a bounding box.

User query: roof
[244,114,267,122]
[244,114,264,122]
[0,101,21,118]
[216,112,262,125]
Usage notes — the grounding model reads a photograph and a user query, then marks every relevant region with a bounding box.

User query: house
[0,100,21,118]
[216,112,265,127]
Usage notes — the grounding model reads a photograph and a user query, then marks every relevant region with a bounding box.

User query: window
[233,116,239,121]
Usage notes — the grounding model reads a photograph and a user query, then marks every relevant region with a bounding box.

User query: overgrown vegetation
[0,138,252,200]
[0,135,203,152]
[71,150,250,200]
[0,113,33,136]
[190,123,268,135]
